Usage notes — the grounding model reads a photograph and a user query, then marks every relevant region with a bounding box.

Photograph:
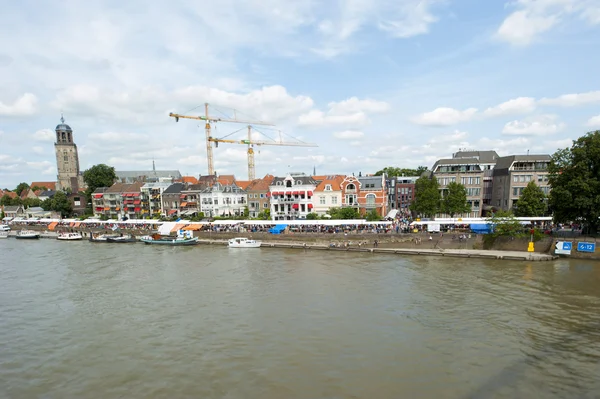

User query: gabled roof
[247,174,275,191]
[1,191,18,199]
[311,175,328,182]
[30,181,57,191]
[235,180,252,190]
[217,175,236,185]
[179,176,199,184]
[3,205,23,212]
[163,182,185,194]
[105,181,144,194]
[314,175,345,192]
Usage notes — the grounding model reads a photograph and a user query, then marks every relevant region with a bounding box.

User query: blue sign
[577,242,596,253]
[562,242,572,251]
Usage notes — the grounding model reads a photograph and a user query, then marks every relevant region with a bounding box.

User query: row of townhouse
[91,173,390,221]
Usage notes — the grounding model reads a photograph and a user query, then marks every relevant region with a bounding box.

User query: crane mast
[170,104,317,180]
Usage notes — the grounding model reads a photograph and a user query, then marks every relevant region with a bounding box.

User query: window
[331,196,338,204]
[319,196,326,205]
[63,151,68,162]
[276,181,282,185]
[365,193,376,206]
[346,183,355,190]
[260,194,264,198]
[466,188,481,196]
[325,184,332,191]
[264,203,268,208]
[214,199,218,205]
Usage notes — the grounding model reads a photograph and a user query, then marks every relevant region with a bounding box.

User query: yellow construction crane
[170,103,273,177]
[169,103,317,180]
[210,125,318,180]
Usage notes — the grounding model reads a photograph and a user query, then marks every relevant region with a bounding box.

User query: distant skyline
[2,0,600,188]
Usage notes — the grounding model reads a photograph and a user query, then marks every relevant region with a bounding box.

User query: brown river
[1,238,599,399]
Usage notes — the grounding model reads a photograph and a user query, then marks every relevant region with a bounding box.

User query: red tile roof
[180,176,199,184]
[314,175,346,192]
[235,180,252,190]
[217,175,236,185]
[30,181,57,191]
[247,174,275,192]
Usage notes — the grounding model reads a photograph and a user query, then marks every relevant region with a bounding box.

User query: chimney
[359,171,362,177]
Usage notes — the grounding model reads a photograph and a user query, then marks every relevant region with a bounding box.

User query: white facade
[270,174,318,220]
[199,183,247,217]
[313,184,342,215]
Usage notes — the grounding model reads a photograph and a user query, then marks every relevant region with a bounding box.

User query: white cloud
[502,114,565,135]
[586,114,600,127]
[32,146,44,155]
[496,10,557,46]
[484,97,537,117]
[298,96,389,127]
[33,129,55,142]
[311,0,444,57]
[0,93,38,116]
[411,107,477,126]
[538,90,600,107]
[496,0,600,46]
[333,130,365,140]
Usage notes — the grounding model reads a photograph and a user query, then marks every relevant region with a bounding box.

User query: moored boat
[0,231,8,239]
[106,235,137,243]
[15,230,40,239]
[57,232,83,241]
[228,237,262,248]
[140,233,198,246]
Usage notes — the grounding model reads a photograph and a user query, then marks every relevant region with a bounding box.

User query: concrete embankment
[196,239,557,261]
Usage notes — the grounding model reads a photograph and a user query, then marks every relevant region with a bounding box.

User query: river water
[1,239,599,399]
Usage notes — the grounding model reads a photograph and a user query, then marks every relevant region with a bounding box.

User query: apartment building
[431,150,499,218]
[491,154,551,211]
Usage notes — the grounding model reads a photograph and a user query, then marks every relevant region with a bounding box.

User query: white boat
[57,232,83,241]
[228,237,262,248]
[0,231,8,239]
[15,230,40,239]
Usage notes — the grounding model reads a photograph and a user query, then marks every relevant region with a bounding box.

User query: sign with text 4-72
[555,241,572,255]
[577,242,596,253]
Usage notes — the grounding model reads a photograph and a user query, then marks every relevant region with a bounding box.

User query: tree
[14,182,30,196]
[486,210,523,237]
[374,166,428,177]
[23,198,42,208]
[514,181,547,216]
[410,176,441,217]
[257,209,271,220]
[83,164,117,195]
[365,209,381,221]
[549,131,600,234]
[48,191,73,218]
[0,195,22,206]
[243,206,249,218]
[306,212,319,220]
[327,207,360,219]
[441,182,470,217]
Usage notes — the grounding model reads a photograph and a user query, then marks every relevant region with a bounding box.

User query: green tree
[442,182,470,217]
[257,209,271,220]
[365,209,381,221]
[549,131,600,234]
[1,195,22,206]
[49,191,73,218]
[23,198,42,208]
[14,182,30,196]
[243,206,249,218]
[374,166,428,177]
[486,210,523,237]
[83,164,117,195]
[410,176,441,217]
[30,185,47,192]
[306,212,319,220]
[514,181,547,216]
[327,207,360,219]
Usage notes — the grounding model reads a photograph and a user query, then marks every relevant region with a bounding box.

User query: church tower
[54,115,84,192]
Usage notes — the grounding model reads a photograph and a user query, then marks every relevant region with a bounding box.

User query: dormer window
[325,184,332,191]
[295,180,302,185]
[286,180,292,187]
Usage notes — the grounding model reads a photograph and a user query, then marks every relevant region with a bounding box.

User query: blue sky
[1,0,600,189]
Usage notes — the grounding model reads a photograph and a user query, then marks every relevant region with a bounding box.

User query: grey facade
[492,155,551,211]
[161,183,186,217]
[115,170,182,183]
[431,150,499,217]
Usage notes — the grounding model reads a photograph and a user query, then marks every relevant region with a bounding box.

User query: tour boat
[140,233,198,246]
[106,235,137,243]
[228,237,262,248]
[57,232,83,241]
[15,230,40,239]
